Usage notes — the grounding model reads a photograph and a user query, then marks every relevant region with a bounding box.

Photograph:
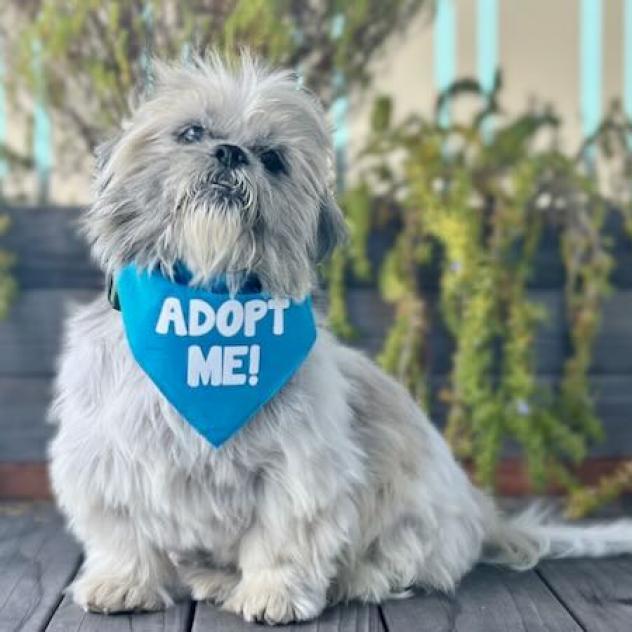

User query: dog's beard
[174,168,259,292]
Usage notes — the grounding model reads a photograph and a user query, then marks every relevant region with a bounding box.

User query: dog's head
[85,53,347,298]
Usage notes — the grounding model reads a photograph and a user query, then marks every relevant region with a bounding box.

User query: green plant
[2,0,428,152]
[331,74,632,513]
[0,0,429,322]
[566,462,632,518]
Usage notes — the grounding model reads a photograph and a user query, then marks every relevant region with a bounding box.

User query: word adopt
[154,296,290,388]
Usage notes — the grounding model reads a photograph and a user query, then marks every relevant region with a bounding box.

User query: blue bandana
[115,264,317,447]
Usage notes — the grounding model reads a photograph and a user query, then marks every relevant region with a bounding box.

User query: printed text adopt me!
[154,297,291,387]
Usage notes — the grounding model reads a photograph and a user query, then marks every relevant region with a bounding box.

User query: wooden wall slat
[425,374,632,458]
[346,288,632,376]
[1,374,631,464]
[3,207,632,291]
[1,287,630,379]
[0,290,98,377]
[0,377,54,461]
[2,207,101,290]
[365,217,632,291]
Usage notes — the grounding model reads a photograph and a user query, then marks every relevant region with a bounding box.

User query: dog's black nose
[214,144,248,169]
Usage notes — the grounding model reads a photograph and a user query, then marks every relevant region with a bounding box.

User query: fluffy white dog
[49,54,632,625]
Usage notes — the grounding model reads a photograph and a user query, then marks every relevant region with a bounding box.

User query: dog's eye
[178,125,205,144]
[260,149,286,175]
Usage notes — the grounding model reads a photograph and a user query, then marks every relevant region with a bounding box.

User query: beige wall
[349,0,626,165]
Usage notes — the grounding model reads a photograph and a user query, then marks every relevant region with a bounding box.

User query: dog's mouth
[206,174,247,206]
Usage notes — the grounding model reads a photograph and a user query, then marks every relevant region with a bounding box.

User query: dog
[49,54,632,625]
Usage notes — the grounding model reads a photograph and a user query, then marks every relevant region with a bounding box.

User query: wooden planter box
[0,206,631,498]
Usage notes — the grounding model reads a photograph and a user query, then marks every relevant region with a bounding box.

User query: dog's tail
[482,504,632,570]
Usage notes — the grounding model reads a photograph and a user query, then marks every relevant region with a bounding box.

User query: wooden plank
[0,377,53,462]
[0,463,51,499]
[192,601,383,631]
[2,286,630,381]
[0,503,82,632]
[0,289,99,377]
[4,457,632,502]
[593,292,632,374]
[380,565,581,632]
[346,288,632,376]
[3,206,632,292]
[426,374,632,459]
[499,374,632,459]
[493,457,632,497]
[362,218,632,291]
[588,374,632,457]
[46,595,193,632]
[1,373,632,466]
[537,556,632,632]
[2,206,101,290]
[345,287,395,358]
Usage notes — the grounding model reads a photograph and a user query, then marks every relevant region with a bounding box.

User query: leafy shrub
[330,74,632,515]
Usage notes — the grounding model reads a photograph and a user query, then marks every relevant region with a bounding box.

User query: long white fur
[49,54,632,625]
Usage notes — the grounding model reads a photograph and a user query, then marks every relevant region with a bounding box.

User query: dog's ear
[95,136,117,173]
[315,191,348,262]
[94,133,122,194]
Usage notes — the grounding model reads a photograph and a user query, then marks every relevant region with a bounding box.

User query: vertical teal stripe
[332,88,348,191]
[32,41,52,201]
[330,14,347,190]
[181,41,192,64]
[624,0,632,126]
[0,54,7,180]
[292,26,305,89]
[477,0,498,140]
[579,0,602,138]
[331,72,349,151]
[294,64,305,90]
[330,13,345,39]
[434,0,457,126]
[140,3,154,89]
[33,103,52,173]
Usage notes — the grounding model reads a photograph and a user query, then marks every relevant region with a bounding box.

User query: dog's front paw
[71,571,171,613]
[222,570,325,624]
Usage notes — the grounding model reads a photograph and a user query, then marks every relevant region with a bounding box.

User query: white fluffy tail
[484,505,632,570]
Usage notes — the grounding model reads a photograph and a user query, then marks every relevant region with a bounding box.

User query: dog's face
[85,55,346,298]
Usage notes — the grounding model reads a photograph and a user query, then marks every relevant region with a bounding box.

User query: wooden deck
[2,504,632,632]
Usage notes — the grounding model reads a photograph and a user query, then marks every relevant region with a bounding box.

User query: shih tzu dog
[49,54,632,625]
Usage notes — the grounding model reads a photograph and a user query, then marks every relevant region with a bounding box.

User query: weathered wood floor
[2,503,631,632]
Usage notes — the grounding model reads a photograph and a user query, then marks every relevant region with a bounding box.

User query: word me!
[154,297,290,387]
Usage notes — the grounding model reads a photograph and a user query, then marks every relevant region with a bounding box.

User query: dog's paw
[222,570,325,625]
[181,567,240,604]
[71,572,171,613]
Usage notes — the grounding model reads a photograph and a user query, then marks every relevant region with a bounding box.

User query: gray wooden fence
[0,205,631,464]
